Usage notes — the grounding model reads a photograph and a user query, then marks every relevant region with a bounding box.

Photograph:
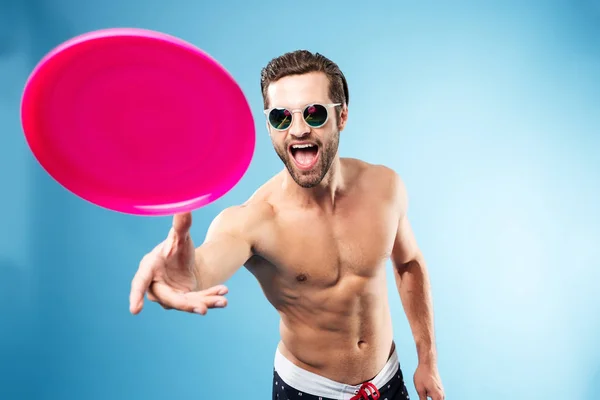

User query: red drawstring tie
[350,382,380,400]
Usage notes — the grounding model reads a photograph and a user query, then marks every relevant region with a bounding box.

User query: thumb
[172,212,192,237]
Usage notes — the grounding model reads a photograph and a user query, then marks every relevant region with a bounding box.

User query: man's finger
[150,282,192,311]
[185,293,228,309]
[147,284,173,310]
[172,212,192,236]
[147,290,158,302]
[197,284,228,297]
[150,283,228,314]
[192,303,208,315]
[129,255,159,314]
[430,389,444,400]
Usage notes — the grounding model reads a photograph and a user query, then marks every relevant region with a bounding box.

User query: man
[129,50,445,400]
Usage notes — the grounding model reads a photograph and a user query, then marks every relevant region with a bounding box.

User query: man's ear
[338,104,348,131]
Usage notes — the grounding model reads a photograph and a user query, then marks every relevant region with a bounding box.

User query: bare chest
[253,201,397,287]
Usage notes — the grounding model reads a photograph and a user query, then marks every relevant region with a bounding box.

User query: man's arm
[193,201,273,290]
[390,173,444,399]
[390,175,438,366]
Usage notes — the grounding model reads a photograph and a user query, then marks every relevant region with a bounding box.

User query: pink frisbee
[21,28,255,216]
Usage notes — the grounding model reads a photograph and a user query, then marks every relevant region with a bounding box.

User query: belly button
[357,340,367,349]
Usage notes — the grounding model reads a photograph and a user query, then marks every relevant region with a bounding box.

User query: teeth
[292,144,315,149]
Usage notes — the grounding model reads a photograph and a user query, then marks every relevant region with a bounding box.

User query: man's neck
[283,157,344,210]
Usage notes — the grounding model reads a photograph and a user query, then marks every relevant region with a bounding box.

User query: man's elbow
[393,253,426,276]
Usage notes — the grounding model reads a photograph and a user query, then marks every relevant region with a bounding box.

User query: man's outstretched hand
[129,212,228,315]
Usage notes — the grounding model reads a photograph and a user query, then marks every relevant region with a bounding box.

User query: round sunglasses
[264,103,341,131]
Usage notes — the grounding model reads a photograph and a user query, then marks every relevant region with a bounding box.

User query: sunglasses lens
[269,108,292,130]
[303,104,329,127]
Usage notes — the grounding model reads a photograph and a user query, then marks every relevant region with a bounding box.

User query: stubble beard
[274,130,340,188]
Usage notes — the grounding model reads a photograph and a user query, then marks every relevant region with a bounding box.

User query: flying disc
[21,28,255,216]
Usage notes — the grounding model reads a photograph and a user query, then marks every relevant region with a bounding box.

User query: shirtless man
[128,50,445,400]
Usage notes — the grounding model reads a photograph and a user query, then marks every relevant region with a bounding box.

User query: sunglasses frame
[263,103,341,131]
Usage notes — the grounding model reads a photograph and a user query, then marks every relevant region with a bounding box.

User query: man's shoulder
[217,199,276,229]
[212,176,279,232]
[343,157,405,193]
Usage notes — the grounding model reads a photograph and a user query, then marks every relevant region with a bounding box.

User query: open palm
[129,212,229,316]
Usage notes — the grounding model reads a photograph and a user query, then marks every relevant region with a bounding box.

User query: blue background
[1,0,599,399]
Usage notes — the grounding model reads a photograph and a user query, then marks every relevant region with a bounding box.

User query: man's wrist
[191,262,203,291]
[416,340,437,366]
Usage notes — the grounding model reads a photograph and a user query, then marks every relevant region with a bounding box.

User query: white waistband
[274,346,399,400]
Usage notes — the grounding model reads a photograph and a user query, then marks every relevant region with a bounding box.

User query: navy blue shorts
[272,365,410,400]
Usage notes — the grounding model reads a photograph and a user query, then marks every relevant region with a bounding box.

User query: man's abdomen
[276,293,394,385]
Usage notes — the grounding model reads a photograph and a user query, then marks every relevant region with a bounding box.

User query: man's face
[265,72,347,188]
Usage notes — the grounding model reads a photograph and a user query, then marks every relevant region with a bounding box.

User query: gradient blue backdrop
[1,1,599,399]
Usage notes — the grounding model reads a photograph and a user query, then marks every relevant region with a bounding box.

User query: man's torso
[239,158,403,385]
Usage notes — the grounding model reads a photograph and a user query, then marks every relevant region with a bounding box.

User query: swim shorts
[272,346,410,400]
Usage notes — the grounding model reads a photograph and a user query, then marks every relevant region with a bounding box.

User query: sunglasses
[264,103,341,131]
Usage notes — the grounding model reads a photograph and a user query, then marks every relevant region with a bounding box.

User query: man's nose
[288,112,309,138]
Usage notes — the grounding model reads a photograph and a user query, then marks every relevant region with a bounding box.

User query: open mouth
[289,143,320,170]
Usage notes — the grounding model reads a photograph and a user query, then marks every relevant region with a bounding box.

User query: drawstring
[350,382,380,400]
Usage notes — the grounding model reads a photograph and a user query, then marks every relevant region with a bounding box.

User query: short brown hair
[260,50,349,109]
